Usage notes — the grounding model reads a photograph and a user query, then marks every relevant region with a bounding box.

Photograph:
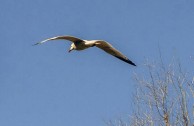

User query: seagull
[34,35,136,66]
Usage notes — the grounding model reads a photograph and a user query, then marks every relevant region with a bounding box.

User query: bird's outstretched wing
[33,35,83,46]
[94,41,136,66]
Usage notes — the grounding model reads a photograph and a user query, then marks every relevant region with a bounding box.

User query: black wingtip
[114,56,136,66]
[127,60,136,66]
[131,62,137,66]
[32,43,40,46]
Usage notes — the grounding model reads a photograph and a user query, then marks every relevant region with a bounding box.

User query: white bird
[34,35,136,66]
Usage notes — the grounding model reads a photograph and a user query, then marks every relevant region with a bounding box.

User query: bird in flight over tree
[34,35,136,66]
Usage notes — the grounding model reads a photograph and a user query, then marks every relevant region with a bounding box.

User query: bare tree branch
[107,59,193,126]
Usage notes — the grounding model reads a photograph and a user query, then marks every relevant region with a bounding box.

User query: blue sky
[0,0,194,126]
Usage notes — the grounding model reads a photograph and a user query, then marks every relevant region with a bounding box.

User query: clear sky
[1,0,194,126]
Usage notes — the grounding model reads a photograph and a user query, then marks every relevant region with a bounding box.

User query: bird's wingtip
[130,62,136,66]
[132,63,137,66]
[32,42,41,46]
[114,56,137,66]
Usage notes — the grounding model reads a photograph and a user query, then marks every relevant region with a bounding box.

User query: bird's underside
[34,35,136,66]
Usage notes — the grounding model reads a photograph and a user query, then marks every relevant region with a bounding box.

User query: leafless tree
[107,59,194,126]
[131,58,194,126]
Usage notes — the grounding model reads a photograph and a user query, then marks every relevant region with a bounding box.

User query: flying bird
[34,35,136,66]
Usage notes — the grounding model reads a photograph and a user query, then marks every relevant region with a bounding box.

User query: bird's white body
[72,40,96,50]
[34,35,136,66]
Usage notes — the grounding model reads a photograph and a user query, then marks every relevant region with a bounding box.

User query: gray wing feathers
[95,41,136,66]
[33,36,83,45]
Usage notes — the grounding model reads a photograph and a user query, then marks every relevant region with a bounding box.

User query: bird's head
[68,43,75,53]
